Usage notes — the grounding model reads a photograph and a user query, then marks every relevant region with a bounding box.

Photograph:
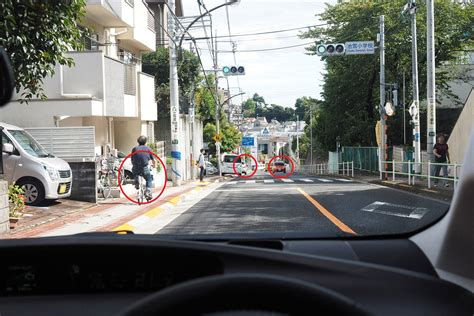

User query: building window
[147,9,155,32]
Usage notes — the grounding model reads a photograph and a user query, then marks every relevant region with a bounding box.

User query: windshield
[1,0,472,241]
[8,130,50,158]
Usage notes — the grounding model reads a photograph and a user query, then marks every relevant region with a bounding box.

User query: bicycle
[96,154,121,199]
[136,166,154,204]
[136,174,147,204]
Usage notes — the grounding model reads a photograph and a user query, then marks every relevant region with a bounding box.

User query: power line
[189,23,328,40]
[217,34,302,43]
[198,2,216,63]
[224,0,243,106]
[192,39,220,110]
[199,41,315,53]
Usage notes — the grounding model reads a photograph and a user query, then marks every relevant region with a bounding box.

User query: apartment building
[0,0,183,154]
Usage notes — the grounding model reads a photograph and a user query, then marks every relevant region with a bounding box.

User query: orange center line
[297,187,357,235]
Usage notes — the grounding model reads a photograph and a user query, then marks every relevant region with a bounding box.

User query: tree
[0,0,87,102]
[203,122,241,156]
[295,97,321,123]
[301,0,474,151]
[142,47,201,117]
[253,93,267,116]
[242,98,256,117]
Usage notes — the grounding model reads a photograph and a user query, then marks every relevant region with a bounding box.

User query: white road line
[317,178,333,183]
[281,179,294,183]
[215,188,279,192]
[226,181,238,185]
[300,179,314,183]
[263,179,275,183]
[336,178,353,182]
[361,201,429,219]
[245,180,256,184]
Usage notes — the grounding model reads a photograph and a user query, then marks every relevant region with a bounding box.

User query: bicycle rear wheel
[101,175,112,199]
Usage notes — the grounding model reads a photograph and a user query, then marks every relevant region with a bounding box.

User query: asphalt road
[158,172,450,237]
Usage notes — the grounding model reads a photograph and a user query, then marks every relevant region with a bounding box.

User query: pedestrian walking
[198,149,205,182]
[433,134,450,187]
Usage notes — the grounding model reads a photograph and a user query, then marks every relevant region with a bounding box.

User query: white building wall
[448,89,474,166]
[104,56,125,116]
[63,52,105,99]
[139,72,157,121]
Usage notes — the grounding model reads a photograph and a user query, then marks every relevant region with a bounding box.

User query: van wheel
[18,179,45,206]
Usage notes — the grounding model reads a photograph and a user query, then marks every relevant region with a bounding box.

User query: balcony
[86,0,134,27]
[37,51,138,118]
[116,1,156,51]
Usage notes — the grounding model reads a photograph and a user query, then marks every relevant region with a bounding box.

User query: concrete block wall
[0,180,9,233]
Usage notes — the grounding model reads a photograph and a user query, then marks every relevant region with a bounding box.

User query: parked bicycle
[96,154,121,199]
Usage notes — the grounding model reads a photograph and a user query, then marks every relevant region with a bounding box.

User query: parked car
[1,122,73,205]
[273,161,286,173]
[221,154,249,176]
[205,161,217,175]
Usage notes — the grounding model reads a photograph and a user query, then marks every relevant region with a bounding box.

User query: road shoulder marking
[297,187,357,235]
[361,201,429,219]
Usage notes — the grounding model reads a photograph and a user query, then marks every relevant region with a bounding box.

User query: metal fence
[381,160,462,190]
[299,161,354,177]
[341,147,380,172]
[26,127,96,162]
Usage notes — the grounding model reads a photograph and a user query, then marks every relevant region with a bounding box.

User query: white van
[1,123,72,205]
[221,154,248,176]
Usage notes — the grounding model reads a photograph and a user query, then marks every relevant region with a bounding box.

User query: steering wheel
[119,273,371,316]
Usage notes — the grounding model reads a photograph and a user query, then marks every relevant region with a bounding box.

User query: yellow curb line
[112,182,213,232]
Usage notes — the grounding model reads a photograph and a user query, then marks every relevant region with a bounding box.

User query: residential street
[158,172,449,237]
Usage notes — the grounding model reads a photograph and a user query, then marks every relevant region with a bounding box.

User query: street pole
[379,15,387,180]
[426,0,436,164]
[296,115,300,164]
[214,30,222,176]
[403,71,406,145]
[409,0,421,173]
[168,0,182,186]
[310,105,313,164]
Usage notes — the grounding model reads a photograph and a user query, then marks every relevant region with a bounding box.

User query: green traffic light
[223,66,230,74]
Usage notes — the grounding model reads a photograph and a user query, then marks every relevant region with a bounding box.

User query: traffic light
[316,43,345,56]
[223,66,245,76]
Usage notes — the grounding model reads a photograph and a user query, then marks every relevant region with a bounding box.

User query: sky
[182,0,337,108]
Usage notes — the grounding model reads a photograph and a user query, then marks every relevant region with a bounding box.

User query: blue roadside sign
[242,137,254,146]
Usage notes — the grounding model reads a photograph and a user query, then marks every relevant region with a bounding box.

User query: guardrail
[299,161,354,177]
[381,160,462,190]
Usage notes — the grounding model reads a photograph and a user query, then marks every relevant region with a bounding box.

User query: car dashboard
[0,235,472,315]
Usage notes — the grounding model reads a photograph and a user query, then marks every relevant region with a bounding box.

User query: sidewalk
[351,170,454,202]
[2,175,226,239]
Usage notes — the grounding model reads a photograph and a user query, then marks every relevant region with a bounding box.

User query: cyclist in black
[131,136,155,201]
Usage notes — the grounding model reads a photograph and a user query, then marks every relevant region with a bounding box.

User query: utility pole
[214,30,222,176]
[296,115,300,164]
[403,71,406,145]
[310,105,313,164]
[407,0,421,173]
[168,0,182,186]
[379,15,387,180]
[426,0,436,164]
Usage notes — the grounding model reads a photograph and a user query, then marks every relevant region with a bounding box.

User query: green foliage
[142,47,201,117]
[242,98,256,117]
[8,184,26,218]
[146,143,161,173]
[243,93,299,122]
[295,97,321,123]
[300,0,474,152]
[203,122,241,155]
[220,123,242,154]
[0,0,87,102]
